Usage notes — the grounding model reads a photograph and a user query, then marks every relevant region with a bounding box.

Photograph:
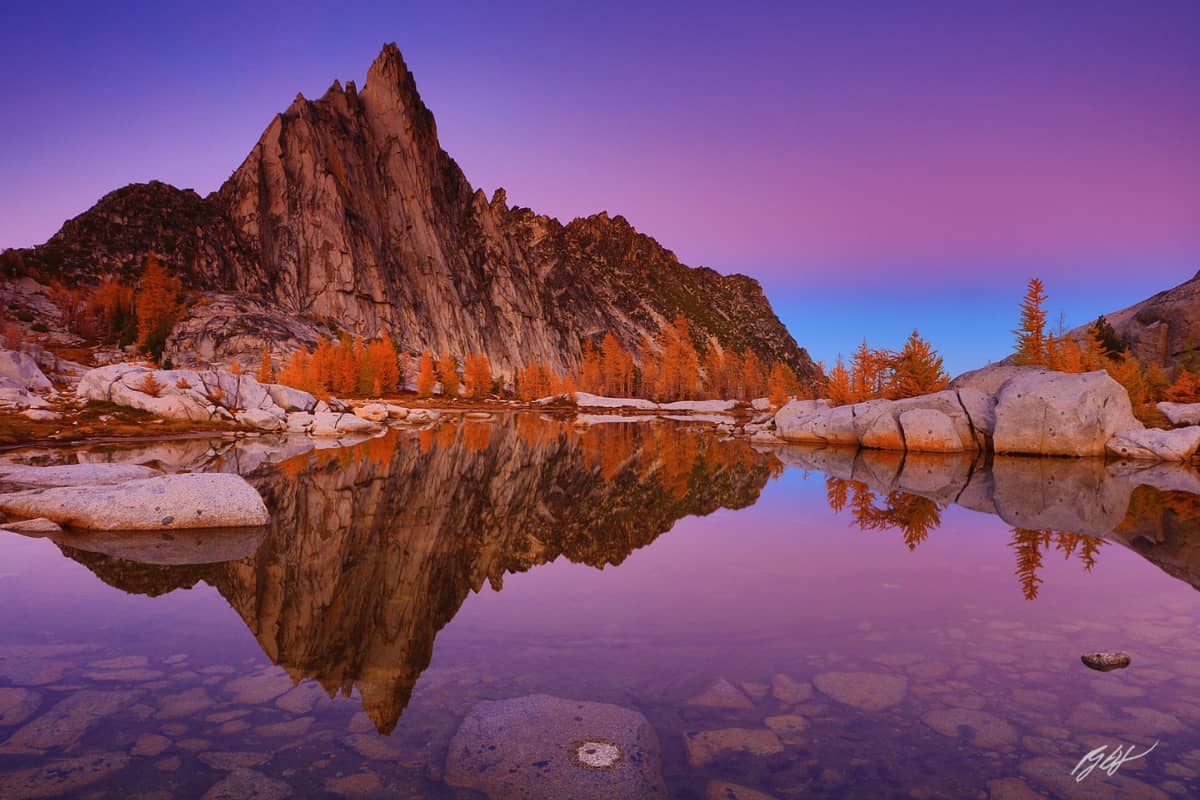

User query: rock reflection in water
[52,417,778,733]
[787,444,1200,599]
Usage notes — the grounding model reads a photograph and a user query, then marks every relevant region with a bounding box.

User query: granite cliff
[17,44,815,381]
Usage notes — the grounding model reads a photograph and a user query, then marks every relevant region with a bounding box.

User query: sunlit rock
[993,370,1140,456]
[353,403,389,422]
[1106,426,1200,461]
[777,404,856,445]
[309,412,381,437]
[898,408,963,452]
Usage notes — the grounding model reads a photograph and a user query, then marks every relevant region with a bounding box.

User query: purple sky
[2,1,1197,373]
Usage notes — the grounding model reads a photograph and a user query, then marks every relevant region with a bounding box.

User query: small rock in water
[1081,651,1132,672]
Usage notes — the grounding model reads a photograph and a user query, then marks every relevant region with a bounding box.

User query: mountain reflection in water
[52,417,778,733]
[32,418,1200,737]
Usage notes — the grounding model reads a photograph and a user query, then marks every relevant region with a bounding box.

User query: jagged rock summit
[20,44,815,381]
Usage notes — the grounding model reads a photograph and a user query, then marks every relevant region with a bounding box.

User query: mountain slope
[1068,270,1200,369]
[17,44,815,380]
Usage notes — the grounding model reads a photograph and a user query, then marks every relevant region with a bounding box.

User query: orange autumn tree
[362,334,401,395]
[890,329,949,399]
[579,339,603,394]
[437,352,460,397]
[87,275,136,343]
[134,254,182,361]
[767,361,800,407]
[1013,277,1048,366]
[463,353,493,398]
[416,351,437,397]
[600,332,634,396]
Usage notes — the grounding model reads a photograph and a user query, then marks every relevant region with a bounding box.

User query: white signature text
[1071,741,1158,783]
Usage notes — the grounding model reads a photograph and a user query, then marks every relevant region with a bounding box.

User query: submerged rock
[0,752,130,799]
[445,694,667,800]
[813,671,907,712]
[0,473,269,530]
[684,727,784,767]
[687,677,755,710]
[1081,652,1132,672]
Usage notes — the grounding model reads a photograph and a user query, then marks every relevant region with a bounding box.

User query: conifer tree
[580,339,603,394]
[438,352,460,397]
[1013,278,1048,366]
[767,361,799,407]
[416,351,437,397]
[826,355,853,406]
[134,254,182,361]
[890,329,949,399]
[464,353,493,398]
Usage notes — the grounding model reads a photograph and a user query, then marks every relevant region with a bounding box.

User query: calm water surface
[0,416,1198,798]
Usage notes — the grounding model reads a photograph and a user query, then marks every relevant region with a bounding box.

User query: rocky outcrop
[773,389,989,453]
[992,370,1140,457]
[0,348,54,409]
[0,473,269,530]
[1066,269,1200,369]
[75,363,338,434]
[1158,401,1200,427]
[18,45,816,383]
[1106,427,1200,462]
[770,369,1185,460]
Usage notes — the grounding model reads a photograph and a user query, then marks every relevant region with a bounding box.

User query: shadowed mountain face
[17,44,815,380]
[55,418,778,733]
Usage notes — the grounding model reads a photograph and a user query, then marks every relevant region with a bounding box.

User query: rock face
[445,694,667,800]
[0,473,269,530]
[1066,269,1200,370]
[774,390,987,452]
[992,370,1140,456]
[18,44,816,382]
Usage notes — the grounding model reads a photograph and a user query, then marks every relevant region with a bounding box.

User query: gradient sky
[2,1,1197,374]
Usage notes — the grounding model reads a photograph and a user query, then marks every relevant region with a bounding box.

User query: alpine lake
[0,414,1198,799]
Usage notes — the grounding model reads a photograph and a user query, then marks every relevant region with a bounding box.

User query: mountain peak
[366,42,411,88]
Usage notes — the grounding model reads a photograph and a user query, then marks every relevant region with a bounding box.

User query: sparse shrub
[139,372,165,398]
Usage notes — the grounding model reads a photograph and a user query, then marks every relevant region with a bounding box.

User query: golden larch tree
[1013,278,1048,366]
[438,352,460,397]
[890,329,949,399]
[464,353,493,398]
[416,350,437,397]
[767,361,799,407]
[134,254,182,360]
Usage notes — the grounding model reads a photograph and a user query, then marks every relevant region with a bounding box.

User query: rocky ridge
[15,44,815,382]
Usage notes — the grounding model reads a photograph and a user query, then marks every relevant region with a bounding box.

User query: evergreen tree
[890,329,949,398]
[1013,277,1048,366]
